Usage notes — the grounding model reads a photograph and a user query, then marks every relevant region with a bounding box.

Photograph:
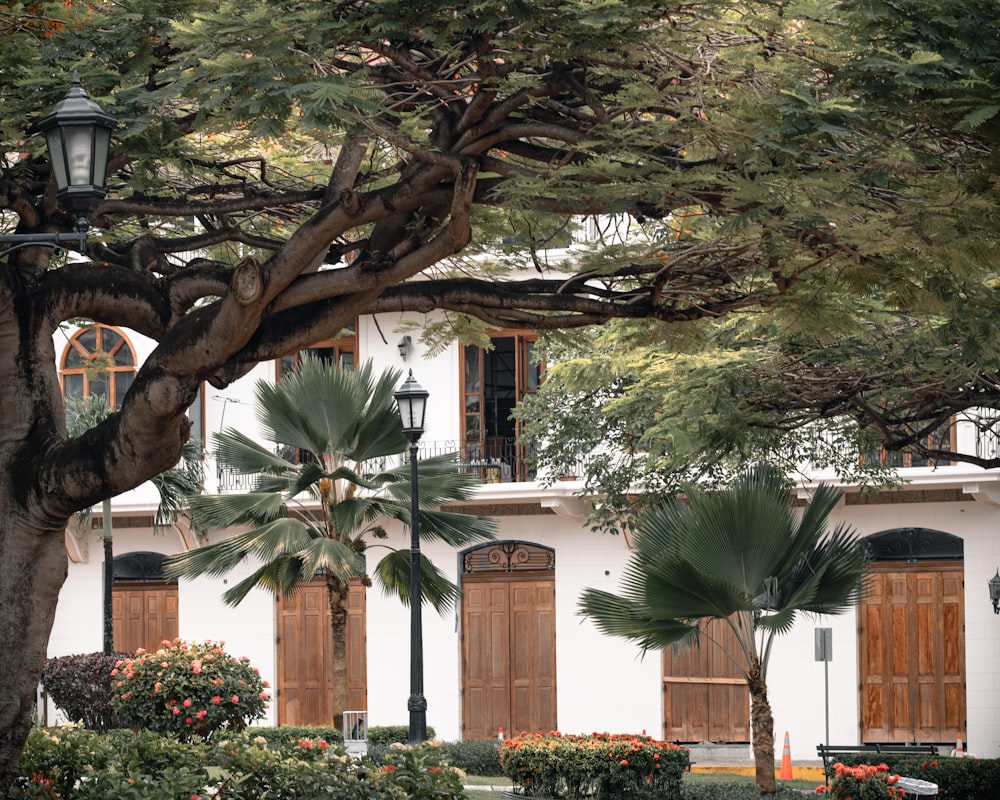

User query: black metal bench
[817,743,941,784]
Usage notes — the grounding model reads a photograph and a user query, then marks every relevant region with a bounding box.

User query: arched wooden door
[275,578,367,726]
[859,529,965,743]
[461,541,556,740]
[112,552,178,653]
[661,617,750,743]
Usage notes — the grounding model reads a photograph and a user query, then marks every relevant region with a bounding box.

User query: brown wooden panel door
[462,574,556,739]
[859,561,965,743]
[662,618,749,743]
[112,582,178,653]
[276,579,367,726]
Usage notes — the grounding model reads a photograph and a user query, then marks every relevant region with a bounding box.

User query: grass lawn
[462,772,821,798]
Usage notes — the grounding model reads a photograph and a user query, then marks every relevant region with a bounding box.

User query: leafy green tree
[163,358,496,730]
[0,0,997,784]
[66,395,203,655]
[579,467,869,795]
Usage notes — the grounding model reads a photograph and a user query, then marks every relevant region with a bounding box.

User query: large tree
[163,357,495,730]
[579,467,869,794]
[520,0,1000,501]
[0,0,994,784]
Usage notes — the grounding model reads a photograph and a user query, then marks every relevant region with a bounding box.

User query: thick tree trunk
[325,575,351,734]
[749,659,777,794]
[0,505,70,788]
[0,275,73,790]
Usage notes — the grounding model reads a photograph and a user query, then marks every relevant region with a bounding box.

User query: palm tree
[163,357,496,730]
[579,466,868,795]
[66,396,204,655]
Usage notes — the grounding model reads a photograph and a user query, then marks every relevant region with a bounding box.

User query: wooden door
[662,618,749,743]
[276,579,367,726]
[112,582,178,653]
[859,561,965,743]
[462,574,556,739]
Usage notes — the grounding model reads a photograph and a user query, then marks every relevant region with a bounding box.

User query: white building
[43,311,1000,764]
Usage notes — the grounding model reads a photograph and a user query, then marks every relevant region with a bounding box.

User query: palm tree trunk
[749,658,776,794]
[325,574,351,733]
[102,500,114,655]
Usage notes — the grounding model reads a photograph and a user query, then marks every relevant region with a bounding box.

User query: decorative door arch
[460,541,556,739]
[859,528,965,743]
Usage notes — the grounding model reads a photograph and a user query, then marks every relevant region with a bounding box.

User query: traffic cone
[955,735,964,757]
[779,731,793,780]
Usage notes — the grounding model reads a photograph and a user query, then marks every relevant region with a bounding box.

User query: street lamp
[394,370,429,745]
[989,570,1000,615]
[1,71,115,257]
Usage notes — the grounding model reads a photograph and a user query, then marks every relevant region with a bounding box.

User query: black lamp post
[394,369,429,745]
[1,71,115,257]
[989,570,1000,615]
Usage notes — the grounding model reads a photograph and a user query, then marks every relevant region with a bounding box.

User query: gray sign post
[815,628,833,746]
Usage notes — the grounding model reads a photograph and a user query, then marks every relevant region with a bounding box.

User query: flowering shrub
[111,639,269,740]
[373,741,466,800]
[817,762,905,800]
[498,731,689,800]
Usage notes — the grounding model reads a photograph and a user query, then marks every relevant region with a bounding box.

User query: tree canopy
[0,0,997,786]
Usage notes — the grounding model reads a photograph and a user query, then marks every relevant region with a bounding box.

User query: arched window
[278,321,357,379]
[60,325,137,409]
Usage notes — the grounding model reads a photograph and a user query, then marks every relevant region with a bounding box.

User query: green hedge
[498,732,689,800]
[833,754,1000,800]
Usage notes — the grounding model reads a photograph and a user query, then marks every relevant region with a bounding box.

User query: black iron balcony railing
[214,438,556,493]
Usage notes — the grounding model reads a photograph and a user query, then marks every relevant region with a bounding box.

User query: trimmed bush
[367,725,436,745]
[499,731,689,800]
[111,639,269,741]
[251,725,345,747]
[440,738,504,776]
[41,652,132,732]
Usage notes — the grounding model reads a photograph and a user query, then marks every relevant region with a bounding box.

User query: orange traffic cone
[779,731,793,780]
[955,735,964,758]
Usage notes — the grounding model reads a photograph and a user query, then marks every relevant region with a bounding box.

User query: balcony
[213,439,556,494]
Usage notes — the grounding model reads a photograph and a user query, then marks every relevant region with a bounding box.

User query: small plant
[111,639,269,740]
[818,762,905,800]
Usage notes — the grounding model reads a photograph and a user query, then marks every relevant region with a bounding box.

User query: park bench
[817,743,940,784]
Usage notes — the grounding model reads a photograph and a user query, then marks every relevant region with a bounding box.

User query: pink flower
[191,660,202,674]
[231,695,240,704]
[212,696,221,705]
[196,710,207,720]
[183,699,192,708]
[153,682,161,693]
[172,707,181,715]
[185,716,194,725]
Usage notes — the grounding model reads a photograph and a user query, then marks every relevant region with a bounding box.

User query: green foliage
[110,640,269,741]
[165,358,494,611]
[680,783,806,800]
[367,725,436,746]
[834,754,1000,800]
[438,739,504,777]
[41,653,132,733]
[249,725,345,747]
[498,732,689,800]
[8,728,463,800]
[580,467,868,665]
[373,743,467,800]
